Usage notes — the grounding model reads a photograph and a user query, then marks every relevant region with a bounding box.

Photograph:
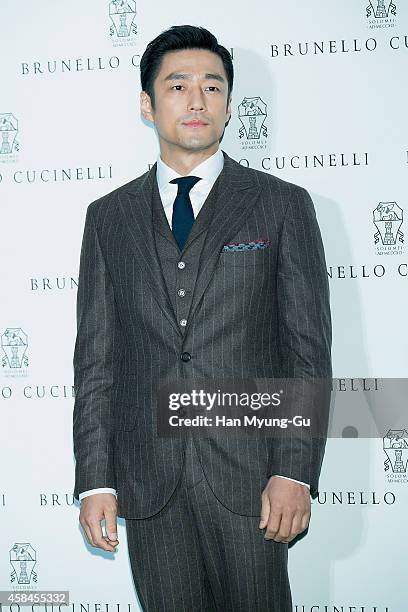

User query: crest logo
[0,113,19,162]
[366,0,396,18]
[238,97,268,151]
[366,0,397,28]
[1,328,29,377]
[383,429,408,483]
[373,202,404,255]
[109,0,137,46]
[10,543,37,586]
[238,97,267,140]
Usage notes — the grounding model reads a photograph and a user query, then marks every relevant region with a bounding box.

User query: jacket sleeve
[72,204,121,501]
[266,186,332,497]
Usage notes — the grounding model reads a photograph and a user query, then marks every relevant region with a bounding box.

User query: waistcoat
[151,173,221,336]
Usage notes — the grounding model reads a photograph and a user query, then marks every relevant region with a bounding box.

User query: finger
[300,510,311,532]
[259,492,271,529]
[105,509,119,542]
[272,513,293,543]
[264,508,282,540]
[88,519,117,551]
[278,507,310,543]
[282,514,303,543]
[80,520,95,547]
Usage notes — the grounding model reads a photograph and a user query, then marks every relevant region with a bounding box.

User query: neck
[159,142,219,175]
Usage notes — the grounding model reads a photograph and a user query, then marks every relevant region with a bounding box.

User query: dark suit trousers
[125,436,292,612]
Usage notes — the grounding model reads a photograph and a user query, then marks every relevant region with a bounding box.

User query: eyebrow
[164,72,226,84]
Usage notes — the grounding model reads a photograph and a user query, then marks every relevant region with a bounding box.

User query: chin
[181,140,210,151]
[185,135,218,150]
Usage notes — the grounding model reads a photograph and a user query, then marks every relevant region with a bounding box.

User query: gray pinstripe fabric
[125,435,291,612]
[73,150,332,519]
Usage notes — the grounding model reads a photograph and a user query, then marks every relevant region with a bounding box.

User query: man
[73,25,332,612]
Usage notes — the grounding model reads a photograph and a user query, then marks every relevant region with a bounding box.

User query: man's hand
[79,493,119,552]
[259,476,311,543]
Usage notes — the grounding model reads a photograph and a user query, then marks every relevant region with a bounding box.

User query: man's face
[141,48,232,153]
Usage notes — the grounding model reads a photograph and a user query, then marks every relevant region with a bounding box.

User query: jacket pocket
[217,248,270,267]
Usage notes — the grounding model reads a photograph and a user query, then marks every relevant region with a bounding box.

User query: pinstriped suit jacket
[72,150,332,519]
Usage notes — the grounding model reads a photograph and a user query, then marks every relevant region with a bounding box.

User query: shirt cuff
[272,475,310,489]
[79,488,117,501]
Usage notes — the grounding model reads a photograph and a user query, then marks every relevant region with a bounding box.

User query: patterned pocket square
[221,238,271,252]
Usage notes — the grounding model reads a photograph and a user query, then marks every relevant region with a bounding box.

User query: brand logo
[327,263,407,279]
[384,429,408,483]
[313,490,396,505]
[238,97,268,151]
[1,328,29,377]
[10,543,37,586]
[0,113,19,163]
[367,0,396,18]
[373,202,404,255]
[109,0,137,46]
[366,1,397,29]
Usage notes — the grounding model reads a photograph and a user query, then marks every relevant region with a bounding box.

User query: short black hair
[140,25,233,109]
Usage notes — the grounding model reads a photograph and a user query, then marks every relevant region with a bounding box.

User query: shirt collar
[156,148,224,192]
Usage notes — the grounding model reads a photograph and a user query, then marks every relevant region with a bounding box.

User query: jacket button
[180,351,191,362]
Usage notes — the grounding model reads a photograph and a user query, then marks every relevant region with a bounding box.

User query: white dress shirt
[79,148,310,500]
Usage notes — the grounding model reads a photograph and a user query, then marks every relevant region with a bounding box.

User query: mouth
[183,120,208,128]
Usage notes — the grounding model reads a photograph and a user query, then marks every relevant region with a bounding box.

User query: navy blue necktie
[170,176,201,251]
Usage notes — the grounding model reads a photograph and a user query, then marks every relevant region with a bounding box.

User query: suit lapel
[151,175,177,246]
[118,168,184,337]
[183,152,262,334]
[117,151,263,338]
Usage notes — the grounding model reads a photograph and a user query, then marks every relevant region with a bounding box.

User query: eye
[171,85,184,90]
[206,86,220,92]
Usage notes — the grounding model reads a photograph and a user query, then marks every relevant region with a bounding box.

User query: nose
[187,84,207,112]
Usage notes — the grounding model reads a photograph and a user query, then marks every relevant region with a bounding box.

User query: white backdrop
[1,1,407,610]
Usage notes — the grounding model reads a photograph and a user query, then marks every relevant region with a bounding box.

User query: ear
[226,95,232,123]
[140,91,154,122]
